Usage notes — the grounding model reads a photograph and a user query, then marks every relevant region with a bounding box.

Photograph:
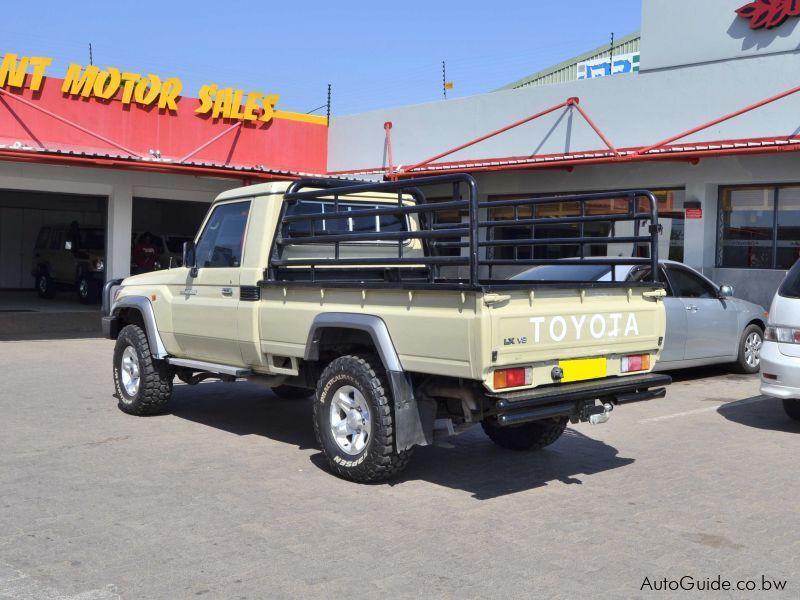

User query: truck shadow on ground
[717,395,800,434]
[169,381,634,500]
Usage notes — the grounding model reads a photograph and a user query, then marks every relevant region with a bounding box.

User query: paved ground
[1,338,799,599]
[0,292,101,342]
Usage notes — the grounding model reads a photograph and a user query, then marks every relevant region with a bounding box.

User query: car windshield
[779,260,800,298]
[510,264,614,282]
[166,236,191,253]
[79,228,104,251]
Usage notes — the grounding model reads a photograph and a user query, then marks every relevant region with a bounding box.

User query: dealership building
[2,0,800,309]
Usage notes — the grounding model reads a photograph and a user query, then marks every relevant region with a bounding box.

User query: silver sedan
[512,260,768,373]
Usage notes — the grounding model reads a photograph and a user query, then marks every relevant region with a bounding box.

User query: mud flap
[388,370,435,451]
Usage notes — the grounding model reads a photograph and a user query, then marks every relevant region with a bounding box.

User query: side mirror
[719,284,734,298]
[183,241,198,277]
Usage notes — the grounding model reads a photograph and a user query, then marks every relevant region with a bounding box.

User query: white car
[760,260,800,421]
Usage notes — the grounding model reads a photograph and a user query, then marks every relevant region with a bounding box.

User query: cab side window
[664,266,716,299]
[195,201,251,268]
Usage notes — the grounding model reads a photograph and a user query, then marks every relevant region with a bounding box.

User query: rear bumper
[487,372,671,427]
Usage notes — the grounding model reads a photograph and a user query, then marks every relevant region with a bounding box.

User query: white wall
[641,0,800,71]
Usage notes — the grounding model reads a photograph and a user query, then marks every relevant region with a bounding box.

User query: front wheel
[313,354,412,482]
[481,417,568,451]
[735,324,763,374]
[113,324,173,415]
[783,399,800,421]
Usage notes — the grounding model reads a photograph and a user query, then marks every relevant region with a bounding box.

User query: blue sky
[3,0,641,116]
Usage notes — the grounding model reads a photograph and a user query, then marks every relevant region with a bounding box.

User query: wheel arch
[305,313,432,451]
[111,296,168,359]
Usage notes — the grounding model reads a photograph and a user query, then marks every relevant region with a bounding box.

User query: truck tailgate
[488,286,665,387]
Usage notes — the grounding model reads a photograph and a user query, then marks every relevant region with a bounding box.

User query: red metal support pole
[384,121,395,180]
[0,87,144,158]
[635,83,800,156]
[570,99,620,156]
[401,99,572,174]
[178,121,243,163]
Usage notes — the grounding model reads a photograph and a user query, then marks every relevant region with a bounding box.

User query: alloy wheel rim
[120,346,141,397]
[329,385,371,455]
[79,279,88,297]
[744,331,762,368]
[38,276,46,293]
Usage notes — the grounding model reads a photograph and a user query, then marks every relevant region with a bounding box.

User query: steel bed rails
[265,173,661,289]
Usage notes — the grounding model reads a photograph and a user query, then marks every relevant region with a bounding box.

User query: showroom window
[717,185,800,270]
[487,189,685,262]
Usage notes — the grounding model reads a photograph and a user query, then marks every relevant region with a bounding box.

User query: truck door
[171,200,251,365]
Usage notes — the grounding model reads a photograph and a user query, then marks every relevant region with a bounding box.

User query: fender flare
[305,313,433,451]
[111,295,169,359]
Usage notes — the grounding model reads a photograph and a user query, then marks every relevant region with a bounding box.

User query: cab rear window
[779,260,800,298]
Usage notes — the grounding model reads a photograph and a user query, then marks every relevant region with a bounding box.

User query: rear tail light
[765,326,800,343]
[621,354,651,373]
[493,367,533,389]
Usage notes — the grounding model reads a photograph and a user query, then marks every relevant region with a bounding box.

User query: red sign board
[736,0,800,30]
[685,207,703,220]
[0,72,328,175]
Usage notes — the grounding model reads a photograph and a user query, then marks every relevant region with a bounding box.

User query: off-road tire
[481,417,568,451]
[313,354,412,483]
[270,385,313,400]
[76,273,100,304]
[113,324,173,415]
[735,324,763,374]
[783,399,800,421]
[35,271,56,299]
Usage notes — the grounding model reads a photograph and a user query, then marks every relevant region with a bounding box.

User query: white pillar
[681,181,707,270]
[106,180,132,281]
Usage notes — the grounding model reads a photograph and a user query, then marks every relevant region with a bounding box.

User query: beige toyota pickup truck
[102,174,670,482]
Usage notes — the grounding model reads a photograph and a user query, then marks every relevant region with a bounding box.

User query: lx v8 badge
[503,336,528,346]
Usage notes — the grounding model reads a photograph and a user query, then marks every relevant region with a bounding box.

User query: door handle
[221,287,233,297]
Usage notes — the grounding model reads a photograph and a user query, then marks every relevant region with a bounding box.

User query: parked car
[759,260,800,421]
[512,259,767,373]
[32,223,105,304]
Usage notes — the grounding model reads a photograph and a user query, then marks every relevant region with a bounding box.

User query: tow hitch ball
[588,402,614,425]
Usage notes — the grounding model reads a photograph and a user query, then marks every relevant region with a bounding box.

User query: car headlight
[92,259,104,272]
[765,325,800,344]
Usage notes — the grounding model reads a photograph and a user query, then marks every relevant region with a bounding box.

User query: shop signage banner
[736,0,800,30]
[0,53,286,123]
[577,52,640,80]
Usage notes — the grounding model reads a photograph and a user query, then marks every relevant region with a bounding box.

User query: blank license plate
[558,358,607,383]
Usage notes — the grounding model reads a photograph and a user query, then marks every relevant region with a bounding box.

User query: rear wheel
[783,399,800,421]
[735,324,763,374]
[36,271,56,299]
[481,417,568,451]
[113,324,173,415]
[313,354,411,482]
